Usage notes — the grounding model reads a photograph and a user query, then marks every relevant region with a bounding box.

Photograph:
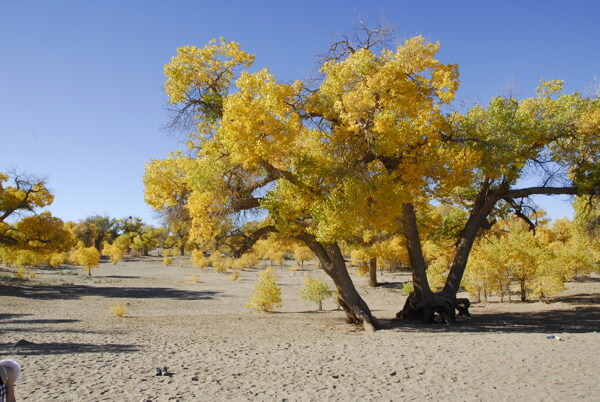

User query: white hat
[0,360,21,383]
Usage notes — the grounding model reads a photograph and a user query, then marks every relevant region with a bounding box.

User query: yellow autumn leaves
[147,34,599,301]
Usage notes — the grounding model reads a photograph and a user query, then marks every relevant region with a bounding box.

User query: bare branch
[502,186,578,199]
[503,197,537,233]
[320,18,397,63]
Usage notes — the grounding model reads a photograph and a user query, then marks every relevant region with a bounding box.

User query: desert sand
[1,256,599,401]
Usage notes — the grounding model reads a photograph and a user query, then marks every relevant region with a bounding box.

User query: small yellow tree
[245,267,282,312]
[191,249,209,268]
[162,248,173,266]
[300,276,333,310]
[102,242,125,264]
[293,245,313,268]
[231,252,259,270]
[71,246,100,275]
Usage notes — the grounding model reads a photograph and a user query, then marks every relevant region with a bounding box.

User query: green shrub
[300,275,332,310]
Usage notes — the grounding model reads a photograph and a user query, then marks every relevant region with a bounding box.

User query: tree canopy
[146,31,599,331]
[0,171,73,266]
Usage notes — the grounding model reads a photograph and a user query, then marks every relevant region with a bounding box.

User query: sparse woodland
[2,27,599,332]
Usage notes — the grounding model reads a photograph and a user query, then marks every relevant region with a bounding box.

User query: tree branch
[503,197,537,233]
[502,186,578,199]
[259,159,317,195]
[231,225,277,258]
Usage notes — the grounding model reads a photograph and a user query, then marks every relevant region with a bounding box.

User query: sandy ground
[1,256,599,401]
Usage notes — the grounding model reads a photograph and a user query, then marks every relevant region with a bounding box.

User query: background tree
[65,220,97,249]
[70,246,100,275]
[0,171,73,267]
[300,275,333,310]
[131,226,164,256]
[245,267,282,312]
[292,244,314,268]
[83,215,118,251]
[144,151,195,255]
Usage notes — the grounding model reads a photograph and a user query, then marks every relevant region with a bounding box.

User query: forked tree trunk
[368,257,378,287]
[397,203,458,323]
[299,233,379,332]
[399,180,504,323]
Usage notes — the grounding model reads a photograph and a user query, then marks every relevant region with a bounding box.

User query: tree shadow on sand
[0,314,134,338]
[0,341,142,356]
[380,305,600,334]
[1,283,221,301]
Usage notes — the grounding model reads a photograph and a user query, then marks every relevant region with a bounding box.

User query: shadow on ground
[1,283,221,301]
[0,342,142,356]
[380,305,600,334]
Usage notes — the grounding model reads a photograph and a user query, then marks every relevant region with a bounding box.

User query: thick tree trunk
[520,279,527,302]
[368,257,378,287]
[399,179,503,323]
[299,233,379,332]
[397,203,460,323]
[442,180,503,298]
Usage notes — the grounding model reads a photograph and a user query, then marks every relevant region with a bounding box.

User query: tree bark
[299,233,379,332]
[368,257,378,287]
[442,179,504,298]
[397,203,458,323]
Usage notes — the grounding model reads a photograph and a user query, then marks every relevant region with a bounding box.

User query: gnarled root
[396,292,471,324]
[339,297,380,332]
[455,298,471,317]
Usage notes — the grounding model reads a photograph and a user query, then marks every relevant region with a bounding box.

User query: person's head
[0,359,21,382]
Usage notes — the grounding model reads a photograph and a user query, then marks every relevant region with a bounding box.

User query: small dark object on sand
[14,339,35,347]
[155,367,171,376]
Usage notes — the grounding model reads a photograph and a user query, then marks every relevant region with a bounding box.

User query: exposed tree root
[339,297,380,332]
[396,292,471,324]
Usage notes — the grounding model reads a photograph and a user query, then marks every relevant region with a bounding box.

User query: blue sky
[1,0,598,226]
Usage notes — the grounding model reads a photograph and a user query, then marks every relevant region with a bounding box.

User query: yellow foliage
[102,243,125,264]
[70,247,100,275]
[14,266,28,280]
[191,249,209,268]
[293,245,313,267]
[149,33,599,307]
[154,34,464,254]
[356,262,369,277]
[245,267,282,312]
[300,275,332,310]
[143,152,196,210]
[49,252,68,268]
[231,253,259,270]
[164,38,254,106]
[228,272,240,282]
[110,304,128,317]
[401,281,415,296]
[423,241,453,292]
[213,258,232,274]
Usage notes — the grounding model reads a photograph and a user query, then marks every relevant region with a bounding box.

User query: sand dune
[1,257,599,401]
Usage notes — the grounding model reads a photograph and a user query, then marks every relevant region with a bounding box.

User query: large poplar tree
[146,31,599,330]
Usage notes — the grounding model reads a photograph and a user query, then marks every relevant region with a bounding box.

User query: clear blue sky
[1,0,598,226]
